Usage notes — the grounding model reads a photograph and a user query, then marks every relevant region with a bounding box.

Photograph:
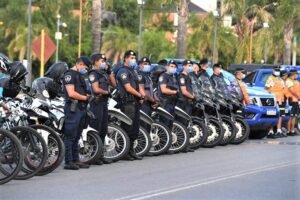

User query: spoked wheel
[169,120,189,153]
[30,125,65,176]
[104,124,130,162]
[189,118,208,149]
[9,126,48,180]
[231,117,250,144]
[149,122,172,155]
[202,118,224,148]
[219,117,237,146]
[0,129,24,185]
[79,131,103,164]
[134,127,151,157]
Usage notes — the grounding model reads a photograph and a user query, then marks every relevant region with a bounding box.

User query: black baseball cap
[280,70,288,76]
[124,50,136,59]
[77,56,92,68]
[235,68,245,74]
[168,60,178,67]
[199,58,208,65]
[90,53,106,63]
[182,59,193,66]
[273,66,280,71]
[139,57,151,65]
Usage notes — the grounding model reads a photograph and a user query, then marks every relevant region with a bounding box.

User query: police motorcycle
[226,78,250,144]
[151,65,190,153]
[0,62,48,180]
[196,74,225,147]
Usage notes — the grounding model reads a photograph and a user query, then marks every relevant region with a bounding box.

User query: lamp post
[137,0,146,60]
[263,22,269,64]
[212,10,219,64]
[26,0,32,86]
[55,14,67,62]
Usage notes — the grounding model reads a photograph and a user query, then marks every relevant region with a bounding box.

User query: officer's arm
[160,84,177,95]
[65,85,88,101]
[180,86,194,99]
[139,83,146,98]
[124,83,142,98]
[91,81,109,95]
[109,74,117,87]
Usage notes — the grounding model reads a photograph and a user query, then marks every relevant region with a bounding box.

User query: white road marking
[114,161,300,200]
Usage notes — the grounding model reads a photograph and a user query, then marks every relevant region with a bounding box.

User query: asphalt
[1,136,300,200]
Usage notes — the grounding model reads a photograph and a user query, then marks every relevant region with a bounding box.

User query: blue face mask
[187,66,193,73]
[142,65,151,72]
[167,67,177,75]
[129,59,137,69]
[79,69,87,75]
[177,66,183,73]
[99,63,106,70]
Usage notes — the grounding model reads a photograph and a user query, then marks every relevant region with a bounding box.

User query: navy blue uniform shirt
[63,69,87,101]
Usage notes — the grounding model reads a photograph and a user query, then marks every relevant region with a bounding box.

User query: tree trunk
[92,0,102,52]
[283,23,293,65]
[176,0,189,58]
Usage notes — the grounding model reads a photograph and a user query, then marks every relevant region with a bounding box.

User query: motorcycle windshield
[190,73,202,100]
[32,78,50,101]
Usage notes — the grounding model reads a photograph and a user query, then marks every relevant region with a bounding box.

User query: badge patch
[64,75,72,83]
[180,78,185,84]
[89,74,95,82]
[121,73,127,80]
[138,75,142,81]
[159,76,163,82]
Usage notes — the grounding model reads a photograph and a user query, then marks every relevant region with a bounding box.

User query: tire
[219,117,237,146]
[231,117,250,144]
[30,125,65,176]
[104,124,130,162]
[189,117,208,149]
[149,122,172,155]
[202,117,224,148]
[0,129,24,185]
[134,127,152,157]
[10,126,48,180]
[169,120,189,153]
[249,130,268,139]
[79,131,103,164]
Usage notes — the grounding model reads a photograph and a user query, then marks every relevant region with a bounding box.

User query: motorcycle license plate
[266,110,276,116]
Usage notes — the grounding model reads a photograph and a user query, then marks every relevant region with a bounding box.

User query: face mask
[99,63,106,70]
[142,65,151,72]
[79,69,87,75]
[241,74,246,79]
[274,71,280,77]
[177,66,183,73]
[167,67,177,75]
[220,69,223,73]
[187,66,193,73]
[129,59,137,69]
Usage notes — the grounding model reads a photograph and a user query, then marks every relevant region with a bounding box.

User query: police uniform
[177,72,193,115]
[158,60,178,128]
[88,69,110,143]
[116,51,141,147]
[265,67,286,116]
[63,68,88,165]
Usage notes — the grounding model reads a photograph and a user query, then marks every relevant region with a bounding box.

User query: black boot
[129,142,143,160]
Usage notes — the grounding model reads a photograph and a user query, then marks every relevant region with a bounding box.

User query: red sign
[32,32,56,65]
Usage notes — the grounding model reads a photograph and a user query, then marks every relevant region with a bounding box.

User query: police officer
[63,56,92,170]
[265,66,286,138]
[285,69,300,136]
[234,68,250,105]
[158,60,178,129]
[116,50,144,161]
[210,63,229,95]
[198,58,212,87]
[89,53,116,165]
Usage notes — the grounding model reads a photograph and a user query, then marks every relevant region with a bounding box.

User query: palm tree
[176,0,190,58]
[92,0,102,52]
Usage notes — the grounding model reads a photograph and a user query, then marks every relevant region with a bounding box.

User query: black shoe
[123,154,135,161]
[64,162,79,170]
[267,134,277,139]
[277,133,287,137]
[183,147,195,153]
[129,151,143,160]
[102,158,113,164]
[74,162,90,169]
[287,132,297,136]
[93,159,103,165]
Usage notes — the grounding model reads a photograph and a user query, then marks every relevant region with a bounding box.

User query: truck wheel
[249,130,268,139]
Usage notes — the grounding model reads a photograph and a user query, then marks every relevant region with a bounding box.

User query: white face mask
[241,74,246,79]
[274,71,280,77]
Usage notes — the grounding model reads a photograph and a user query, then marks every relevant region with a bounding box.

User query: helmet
[44,62,69,83]
[0,77,21,98]
[32,77,60,99]
[8,61,28,83]
[0,53,10,72]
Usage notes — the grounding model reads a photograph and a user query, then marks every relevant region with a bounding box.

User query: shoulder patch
[180,77,185,84]
[159,76,164,82]
[89,74,96,82]
[64,75,72,83]
[121,73,127,80]
[138,75,143,81]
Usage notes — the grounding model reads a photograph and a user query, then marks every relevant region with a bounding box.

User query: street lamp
[137,0,146,60]
[263,22,269,64]
[26,0,32,87]
[212,10,219,64]
[55,14,67,62]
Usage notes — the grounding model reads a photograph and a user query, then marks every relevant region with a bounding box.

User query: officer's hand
[87,95,95,103]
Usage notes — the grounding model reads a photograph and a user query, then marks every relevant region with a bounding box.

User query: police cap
[139,57,151,65]
[273,66,280,71]
[77,56,92,68]
[124,50,136,59]
[182,59,193,66]
[235,68,245,74]
[90,53,106,64]
[168,60,178,67]
[280,70,288,77]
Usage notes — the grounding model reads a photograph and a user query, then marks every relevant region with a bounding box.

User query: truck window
[243,72,257,84]
[258,72,271,85]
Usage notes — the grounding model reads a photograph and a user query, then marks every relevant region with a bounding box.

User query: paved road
[1,136,300,200]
